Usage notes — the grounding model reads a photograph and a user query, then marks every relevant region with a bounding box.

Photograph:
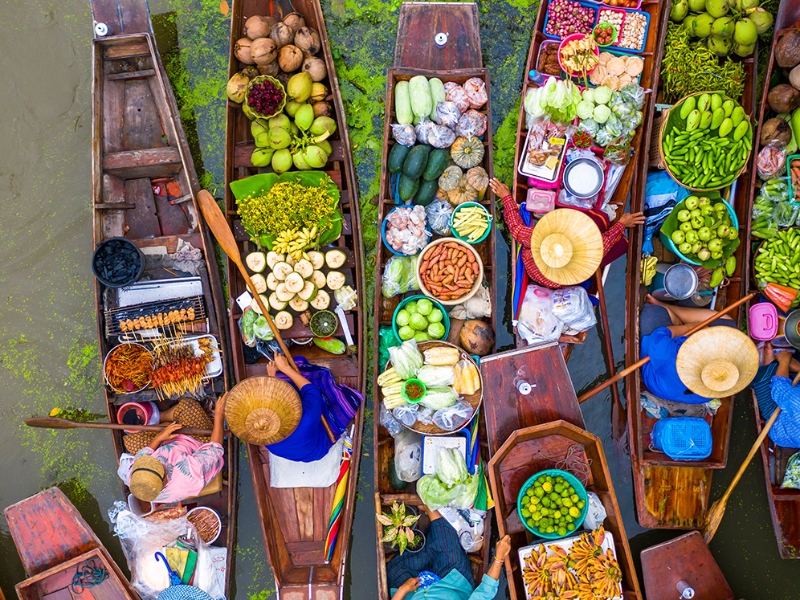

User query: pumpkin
[448,179,478,206]
[466,167,489,200]
[439,165,463,192]
[451,137,484,169]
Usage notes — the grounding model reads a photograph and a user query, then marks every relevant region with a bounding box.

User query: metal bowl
[563,157,605,199]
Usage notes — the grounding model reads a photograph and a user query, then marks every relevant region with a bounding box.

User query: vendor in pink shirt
[118,395,227,503]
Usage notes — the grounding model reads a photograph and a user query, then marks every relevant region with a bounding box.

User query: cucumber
[409,75,432,120]
[403,144,431,179]
[313,337,346,355]
[422,148,450,181]
[399,174,420,201]
[415,178,438,206]
[388,143,411,174]
[395,81,413,125]
[428,78,446,120]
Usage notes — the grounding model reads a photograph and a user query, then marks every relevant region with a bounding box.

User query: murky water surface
[1,0,798,597]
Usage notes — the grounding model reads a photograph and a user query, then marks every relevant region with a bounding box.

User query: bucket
[649,263,698,301]
[749,303,778,341]
[117,401,156,433]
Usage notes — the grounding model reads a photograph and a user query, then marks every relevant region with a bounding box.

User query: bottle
[676,581,695,599]
[528,70,548,86]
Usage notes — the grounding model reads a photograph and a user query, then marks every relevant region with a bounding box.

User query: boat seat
[186,473,223,500]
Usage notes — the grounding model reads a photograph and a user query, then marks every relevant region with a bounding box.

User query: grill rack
[105,296,206,337]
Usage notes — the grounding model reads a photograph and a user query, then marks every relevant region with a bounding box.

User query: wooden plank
[108,69,156,80]
[641,532,734,600]
[154,195,192,236]
[104,147,181,179]
[394,3,482,70]
[103,41,150,60]
[480,345,585,455]
[122,78,166,151]
[635,462,711,529]
[94,202,135,209]
[118,0,152,34]
[123,178,161,239]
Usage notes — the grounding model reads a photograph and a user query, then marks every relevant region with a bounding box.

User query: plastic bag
[620,83,646,110]
[594,126,614,147]
[416,406,435,425]
[434,101,461,129]
[757,143,787,180]
[393,403,419,427]
[428,123,457,149]
[416,120,436,145]
[516,285,563,346]
[433,400,474,431]
[463,77,488,109]
[577,117,600,138]
[384,206,430,255]
[582,492,608,530]
[609,93,634,121]
[388,339,424,379]
[455,110,488,138]
[781,451,800,490]
[394,428,423,482]
[449,286,492,319]
[604,140,632,165]
[380,403,404,437]
[775,201,799,228]
[416,365,456,387]
[603,113,624,139]
[392,123,416,147]
[551,286,597,332]
[382,255,420,298]
[252,315,274,340]
[764,282,798,312]
[421,386,459,410]
[445,83,470,113]
[417,448,480,510]
[426,200,454,235]
[239,308,258,347]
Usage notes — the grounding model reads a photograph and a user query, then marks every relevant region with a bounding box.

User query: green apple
[671,230,686,244]
[728,228,738,240]
[717,224,730,238]
[698,248,711,261]
[698,226,712,241]
[679,242,693,254]
[701,205,714,216]
[680,221,694,234]
[708,238,723,252]
[692,242,703,254]
[711,250,724,259]
[691,208,702,218]
[677,209,692,222]
[691,216,705,229]
[686,230,700,244]
[685,196,700,210]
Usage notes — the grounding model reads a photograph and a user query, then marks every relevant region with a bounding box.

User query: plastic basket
[651,417,712,461]
[450,202,493,244]
[543,0,598,40]
[381,207,430,257]
[392,294,451,341]
[607,7,650,53]
[593,22,619,47]
[516,469,589,539]
[787,154,800,203]
[557,33,601,77]
[401,378,426,404]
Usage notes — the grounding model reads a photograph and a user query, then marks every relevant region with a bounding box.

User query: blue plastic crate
[651,417,712,461]
[542,0,598,41]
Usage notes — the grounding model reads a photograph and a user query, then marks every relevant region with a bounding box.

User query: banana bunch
[378,367,404,409]
[585,548,622,599]
[641,255,657,286]
[272,226,318,260]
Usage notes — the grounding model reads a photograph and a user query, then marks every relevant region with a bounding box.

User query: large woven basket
[225,376,302,445]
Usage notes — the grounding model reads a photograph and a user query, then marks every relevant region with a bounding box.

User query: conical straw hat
[224,376,302,445]
[676,327,759,398]
[130,455,166,502]
[530,209,603,285]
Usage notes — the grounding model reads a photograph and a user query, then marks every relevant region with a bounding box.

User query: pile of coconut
[227,12,328,102]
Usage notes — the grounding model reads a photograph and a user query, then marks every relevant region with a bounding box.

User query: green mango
[721,99,735,117]
[697,93,711,112]
[710,267,725,288]
[700,111,713,129]
[686,110,701,131]
[731,106,746,127]
[718,117,734,137]
[710,107,725,129]
[680,96,697,120]
[725,255,736,277]
[710,93,723,111]
[733,120,750,141]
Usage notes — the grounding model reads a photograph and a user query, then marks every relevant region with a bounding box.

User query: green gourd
[395,81,413,125]
[428,78,446,120]
[409,75,433,120]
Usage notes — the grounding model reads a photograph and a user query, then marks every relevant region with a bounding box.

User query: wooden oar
[703,406,781,543]
[25,416,214,436]
[593,268,626,443]
[196,189,297,372]
[578,292,757,403]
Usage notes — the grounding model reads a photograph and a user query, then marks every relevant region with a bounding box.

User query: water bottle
[528,70,549,86]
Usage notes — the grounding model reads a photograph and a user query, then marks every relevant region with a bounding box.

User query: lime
[546,526,555,534]
[561,490,570,497]
[532,511,541,521]
[540,507,549,516]
[521,508,531,518]
[526,487,535,497]
[567,522,576,531]
[542,481,553,493]
[558,527,567,536]
[550,492,560,502]
[577,500,586,509]
[554,483,564,494]
[567,485,575,495]
[527,518,535,527]
[555,476,564,483]
[569,506,581,518]
[534,486,545,498]
[571,494,579,503]
[562,498,573,507]
[530,496,540,505]
[553,510,562,519]
[542,498,551,508]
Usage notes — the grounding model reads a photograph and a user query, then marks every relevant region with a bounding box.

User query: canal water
[0,0,798,597]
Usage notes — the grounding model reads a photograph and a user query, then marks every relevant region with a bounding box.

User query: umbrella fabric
[323,426,354,562]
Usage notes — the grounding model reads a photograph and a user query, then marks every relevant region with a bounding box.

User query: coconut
[287,72,313,103]
[760,118,792,146]
[271,148,292,175]
[257,62,280,77]
[226,72,249,103]
[278,44,304,73]
[302,56,327,82]
[234,38,255,65]
[711,16,734,39]
[310,82,329,103]
[459,320,494,356]
[708,35,733,57]
[240,65,259,79]
[276,71,293,88]
[733,18,757,46]
[244,15,272,40]
[748,8,773,35]
[777,31,800,69]
[769,84,800,113]
[692,13,715,38]
[687,0,705,12]
[295,27,321,56]
[282,12,306,35]
[313,101,333,118]
[734,42,755,57]
[705,0,728,18]
[270,22,294,49]
[791,65,800,91]
[251,37,278,66]
[310,116,337,137]
[670,0,688,22]
[734,0,757,9]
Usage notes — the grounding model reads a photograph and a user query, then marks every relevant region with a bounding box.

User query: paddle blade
[25,417,77,430]
[197,190,242,266]
[702,498,725,543]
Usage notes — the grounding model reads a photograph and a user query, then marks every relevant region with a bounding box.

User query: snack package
[516,285,563,345]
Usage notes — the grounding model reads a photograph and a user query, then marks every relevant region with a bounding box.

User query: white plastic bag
[516,285,563,346]
[551,286,597,332]
[394,429,423,482]
[426,200,454,235]
[393,403,419,427]
[582,492,608,530]
[433,400,474,431]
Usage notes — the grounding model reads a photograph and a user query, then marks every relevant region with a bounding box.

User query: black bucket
[92,237,144,288]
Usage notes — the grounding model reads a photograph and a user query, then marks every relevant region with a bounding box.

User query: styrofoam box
[422,436,467,475]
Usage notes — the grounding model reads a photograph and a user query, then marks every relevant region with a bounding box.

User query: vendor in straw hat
[117,395,227,503]
[641,296,758,403]
[489,179,644,288]
[750,342,800,449]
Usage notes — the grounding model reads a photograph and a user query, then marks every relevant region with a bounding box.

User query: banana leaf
[229,171,342,250]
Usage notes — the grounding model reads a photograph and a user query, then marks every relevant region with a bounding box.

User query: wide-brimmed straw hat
[130,455,166,502]
[530,209,603,285]
[224,376,302,445]
[676,327,759,398]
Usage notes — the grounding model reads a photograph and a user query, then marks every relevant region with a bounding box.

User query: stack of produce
[519,472,586,537]
[575,83,645,148]
[668,0,772,58]
[226,11,338,174]
[544,0,596,38]
[388,76,489,205]
[661,92,752,190]
[418,240,481,302]
[754,229,800,292]
[751,179,794,239]
[395,298,447,342]
[666,195,738,272]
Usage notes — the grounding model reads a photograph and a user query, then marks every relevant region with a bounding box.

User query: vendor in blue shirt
[265,353,333,462]
[640,295,738,404]
[389,506,511,600]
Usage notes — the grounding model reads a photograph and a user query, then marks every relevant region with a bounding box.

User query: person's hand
[266,359,278,377]
[398,578,420,594]
[489,178,511,199]
[214,394,227,419]
[273,353,293,374]
[777,350,793,365]
[494,535,512,561]
[619,212,646,228]
[154,421,182,445]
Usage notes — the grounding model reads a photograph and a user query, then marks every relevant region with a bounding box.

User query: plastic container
[381,207,429,257]
[117,401,156,434]
[786,154,800,203]
[421,434,467,475]
[92,237,145,288]
[186,506,222,544]
[450,202,492,244]
[526,188,557,215]
[534,40,562,79]
[660,198,739,266]
[401,379,427,404]
[650,417,712,461]
[592,22,618,47]
[562,156,605,198]
[392,294,451,341]
[517,469,589,539]
[557,33,601,77]
[749,302,778,341]
[555,144,608,211]
[518,128,568,188]
[103,342,152,394]
[784,309,800,349]
[608,7,650,53]
[543,0,598,41]
[596,6,627,39]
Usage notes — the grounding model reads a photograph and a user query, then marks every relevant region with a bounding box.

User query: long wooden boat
[508,0,666,356]
[89,0,238,592]
[6,487,138,600]
[373,3,496,597]
[481,345,641,600]
[640,531,734,600]
[223,0,365,595]
[742,17,800,559]
[624,27,758,528]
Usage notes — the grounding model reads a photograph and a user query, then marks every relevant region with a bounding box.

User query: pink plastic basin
[750,302,778,341]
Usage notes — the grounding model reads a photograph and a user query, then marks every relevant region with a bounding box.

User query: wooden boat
[640,531,734,600]
[89,0,237,591]
[5,487,138,600]
[623,28,758,527]
[508,0,666,356]
[481,345,641,600]
[223,0,365,596]
[372,3,495,597]
[742,17,800,559]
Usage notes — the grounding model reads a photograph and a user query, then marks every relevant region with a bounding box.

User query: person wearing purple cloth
[264,353,334,462]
